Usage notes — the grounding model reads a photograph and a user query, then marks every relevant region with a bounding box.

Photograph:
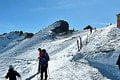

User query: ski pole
[47,66,50,79]
[37,60,41,80]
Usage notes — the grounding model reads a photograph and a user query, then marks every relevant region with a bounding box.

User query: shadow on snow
[88,60,120,80]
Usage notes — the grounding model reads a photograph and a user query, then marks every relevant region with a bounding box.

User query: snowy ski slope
[0,24,120,80]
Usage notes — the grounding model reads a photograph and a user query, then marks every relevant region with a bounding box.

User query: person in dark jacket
[5,65,21,80]
[40,49,50,80]
[116,54,120,70]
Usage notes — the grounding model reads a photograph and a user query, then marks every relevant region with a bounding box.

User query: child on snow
[5,65,21,80]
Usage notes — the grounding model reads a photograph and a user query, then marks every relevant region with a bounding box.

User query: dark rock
[51,20,69,34]
[19,31,23,36]
[83,25,93,30]
[24,33,34,38]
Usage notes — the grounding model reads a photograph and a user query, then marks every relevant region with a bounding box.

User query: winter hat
[9,65,14,69]
[38,48,41,51]
[42,49,46,53]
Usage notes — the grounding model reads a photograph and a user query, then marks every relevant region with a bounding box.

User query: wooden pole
[79,36,82,50]
[77,40,80,51]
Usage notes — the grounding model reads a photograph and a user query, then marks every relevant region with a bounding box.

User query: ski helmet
[9,65,14,69]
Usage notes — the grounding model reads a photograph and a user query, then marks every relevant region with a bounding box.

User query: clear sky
[0,0,120,34]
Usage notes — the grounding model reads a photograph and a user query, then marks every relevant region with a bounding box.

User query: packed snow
[0,24,120,80]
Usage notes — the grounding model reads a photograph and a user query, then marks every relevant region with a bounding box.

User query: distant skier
[5,65,21,80]
[116,54,120,70]
[40,49,50,80]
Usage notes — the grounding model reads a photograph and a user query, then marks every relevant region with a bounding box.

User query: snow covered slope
[0,31,34,54]
[0,24,120,80]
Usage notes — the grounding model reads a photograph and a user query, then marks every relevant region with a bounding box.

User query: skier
[5,65,21,80]
[116,54,120,70]
[40,49,50,80]
[38,48,42,73]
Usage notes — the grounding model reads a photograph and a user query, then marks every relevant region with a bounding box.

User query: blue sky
[0,0,120,34]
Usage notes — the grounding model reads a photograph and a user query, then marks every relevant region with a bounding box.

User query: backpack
[40,52,49,67]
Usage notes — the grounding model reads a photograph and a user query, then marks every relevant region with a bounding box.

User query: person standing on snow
[38,48,43,73]
[116,54,120,70]
[40,49,50,80]
[5,65,21,80]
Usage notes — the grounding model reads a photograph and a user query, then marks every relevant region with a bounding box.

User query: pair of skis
[25,72,40,80]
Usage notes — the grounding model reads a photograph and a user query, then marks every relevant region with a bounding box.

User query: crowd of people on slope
[5,48,49,80]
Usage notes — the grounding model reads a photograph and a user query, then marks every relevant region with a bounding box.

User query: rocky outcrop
[51,20,69,34]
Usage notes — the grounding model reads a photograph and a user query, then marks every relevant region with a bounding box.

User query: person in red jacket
[5,65,21,80]
[38,48,43,73]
